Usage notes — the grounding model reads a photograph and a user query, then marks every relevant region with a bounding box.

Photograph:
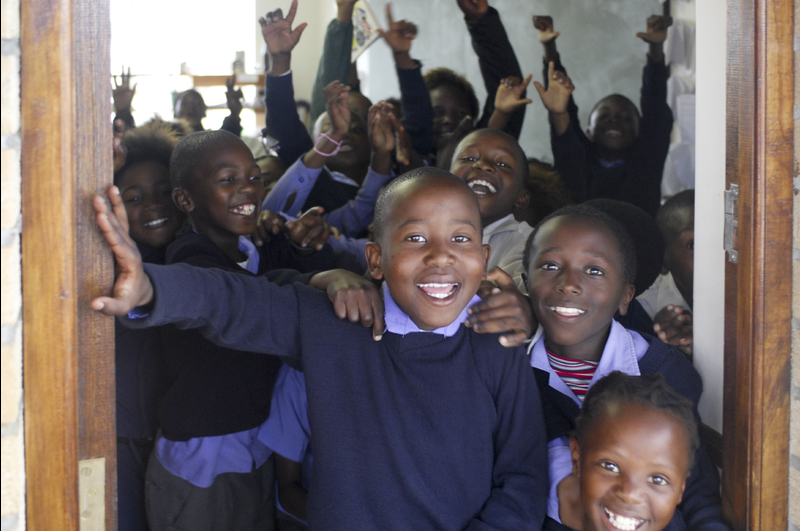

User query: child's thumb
[533,81,546,97]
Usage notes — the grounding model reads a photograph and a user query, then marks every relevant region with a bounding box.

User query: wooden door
[21,0,117,529]
[722,0,792,529]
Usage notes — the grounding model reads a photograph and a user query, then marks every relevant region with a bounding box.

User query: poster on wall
[351,0,381,62]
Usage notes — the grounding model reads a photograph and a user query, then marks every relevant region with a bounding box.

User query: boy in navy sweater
[92,167,548,530]
[523,205,729,530]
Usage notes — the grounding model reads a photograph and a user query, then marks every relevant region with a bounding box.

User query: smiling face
[430,85,473,152]
[174,140,264,257]
[571,402,690,531]
[117,160,184,249]
[365,175,489,330]
[450,130,529,226]
[587,96,640,158]
[663,209,694,308]
[527,216,634,361]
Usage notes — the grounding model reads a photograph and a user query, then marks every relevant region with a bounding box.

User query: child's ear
[569,437,581,476]
[364,242,384,280]
[514,189,531,210]
[616,282,636,316]
[481,244,491,278]
[172,188,194,214]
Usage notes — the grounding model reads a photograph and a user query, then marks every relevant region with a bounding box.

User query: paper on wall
[351,0,382,62]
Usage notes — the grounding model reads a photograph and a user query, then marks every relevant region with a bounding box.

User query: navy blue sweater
[124,263,549,530]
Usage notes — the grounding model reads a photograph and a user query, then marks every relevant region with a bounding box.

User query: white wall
[693,0,726,432]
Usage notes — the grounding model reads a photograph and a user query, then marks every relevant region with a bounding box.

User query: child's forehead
[387,177,479,221]
[537,216,619,250]
[191,141,254,179]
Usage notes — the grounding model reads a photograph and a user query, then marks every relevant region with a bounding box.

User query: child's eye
[539,262,559,271]
[123,195,141,204]
[585,267,605,276]
[687,240,694,251]
[452,235,471,243]
[648,475,669,486]
[405,235,426,243]
[599,461,619,473]
[459,156,477,162]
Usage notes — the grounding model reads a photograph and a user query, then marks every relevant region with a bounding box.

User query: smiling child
[451,128,533,293]
[523,205,729,530]
[555,371,699,531]
[93,166,548,530]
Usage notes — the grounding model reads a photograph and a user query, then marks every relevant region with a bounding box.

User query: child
[523,205,729,530]
[174,79,244,137]
[92,167,549,530]
[450,128,533,293]
[550,371,699,531]
[144,129,364,530]
[533,15,673,218]
[113,120,183,531]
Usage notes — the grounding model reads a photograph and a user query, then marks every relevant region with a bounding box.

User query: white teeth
[468,180,497,194]
[550,306,585,316]
[143,218,168,227]
[231,204,255,215]
[604,507,644,531]
[417,283,458,299]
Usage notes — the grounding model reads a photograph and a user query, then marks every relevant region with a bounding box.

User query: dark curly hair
[424,67,480,120]
[114,119,181,185]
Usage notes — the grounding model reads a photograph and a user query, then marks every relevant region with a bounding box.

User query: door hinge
[724,183,739,263]
[79,457,105,530]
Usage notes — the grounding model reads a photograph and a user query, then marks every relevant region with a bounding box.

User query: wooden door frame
[20,0,117,529]
[15,0,794,529]
[722,0,793,529]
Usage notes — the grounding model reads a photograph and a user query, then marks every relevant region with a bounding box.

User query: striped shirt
[546,349,599,401]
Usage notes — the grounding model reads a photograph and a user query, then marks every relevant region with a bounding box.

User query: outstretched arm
[112,66,136,129]
[220,75,244,136]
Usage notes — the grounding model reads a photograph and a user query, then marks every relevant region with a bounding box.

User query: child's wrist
[393,51,415,69]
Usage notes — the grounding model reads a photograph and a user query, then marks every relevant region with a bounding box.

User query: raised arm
[220,74,244,137]
[308,0,357,127]
[459,1,526,139]
[112,66,136,129]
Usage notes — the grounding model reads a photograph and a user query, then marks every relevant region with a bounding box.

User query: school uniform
[637,272,692,320]
[124,265,549,531]
[482,213,533,294]
[530,320,730,531]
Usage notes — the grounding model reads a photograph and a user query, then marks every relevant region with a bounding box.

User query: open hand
[465,267,536,347]
[112,119,127,173]
[90,185,154,316]
[112,66,136,113]
[378,4,417,55]
[259,0,308,56]
[309,270,385,340]
[636,15,672,45]
[324,81,351,137]
[533,16,559,44]
[225,75,244,116]
[533,61,574,115]
[368,101,400,154]
[494,75,534,115]
[456,0,488,21]
[653,304,693,361]
[285,206,340,251]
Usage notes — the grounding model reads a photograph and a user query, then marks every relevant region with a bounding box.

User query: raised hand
[533,16,559,44]
[112,119,127,173]
[653,304,693,361]
[368,101,399,154]
[465,267,536,347]
[90,185,154,316]
[324,81,351,138]
[534,61,574,114]
[636,15,673,45]
[456,0,489,21]
[494,75,534,115]
[112,66,137,113]
[225,75,244,117]
[378,3,417,63]
[259,0,308,57]
[285,206,340,251]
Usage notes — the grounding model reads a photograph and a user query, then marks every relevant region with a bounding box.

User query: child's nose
[425,241,455,266]
[613,475,646,504]
[556,270,581,294]
[471,158,493,172]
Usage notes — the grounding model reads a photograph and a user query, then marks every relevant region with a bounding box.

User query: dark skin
[112,66,136,127]
[430,85,474,153]
[275,455,308,522]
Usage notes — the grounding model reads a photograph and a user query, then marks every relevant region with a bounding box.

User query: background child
[113,120,183,531]
[450,128,533,293]
[523,205,728,531]
[534,15,673,218]
[92,167,549,530]
[551,371,699,531]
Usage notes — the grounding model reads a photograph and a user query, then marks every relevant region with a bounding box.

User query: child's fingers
[385,3,394,26]
[499,331,529,347]
[533,80,547,98]
[107,185,131,234]
[284,0,297,23]
[519,73,533,90]
[371,293,385,341]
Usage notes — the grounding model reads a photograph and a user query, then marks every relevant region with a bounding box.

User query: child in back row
[534,15,673,218]
[553,371,700,531]
[522,205,729,530]
[92,167,548,530]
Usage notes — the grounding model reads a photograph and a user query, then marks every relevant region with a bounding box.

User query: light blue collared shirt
[381,282,481,337]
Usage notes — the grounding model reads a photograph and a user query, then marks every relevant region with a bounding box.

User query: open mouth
[467,179,497,195]
[338,141,354,153]
[230,203,256,216]
[417,282,459,300]
[548,306,586,317]
[603,507,645,531]
[604,130,622,139]
[143,217,169,228]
